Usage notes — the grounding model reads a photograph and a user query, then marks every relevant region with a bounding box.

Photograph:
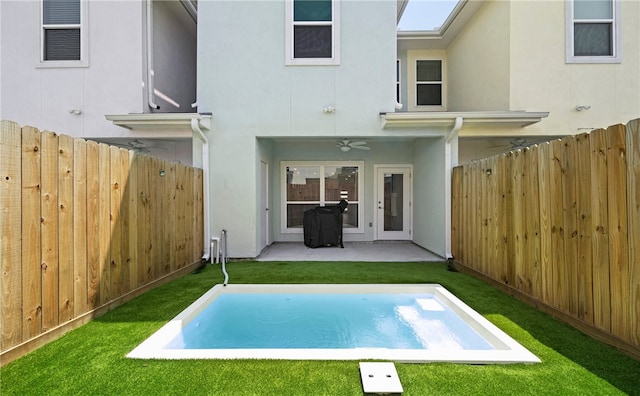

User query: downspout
[191,117,210,262]
[445,116,463,259]
[146,0,160,110]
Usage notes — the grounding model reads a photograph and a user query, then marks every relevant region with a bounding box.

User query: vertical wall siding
[0,121,204,361]
[452,119,640,356]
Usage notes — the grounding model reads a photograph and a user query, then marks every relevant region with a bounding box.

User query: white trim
[260,160,270,251]
[381,111,549,129]
[407,51,446,112]
[105,113,212,131]
[37,0,89,68]
[280,161,363,234]
[285,0,340,66]
[127,283,540,363]
[565,0,621,64]
[373,164,413,241]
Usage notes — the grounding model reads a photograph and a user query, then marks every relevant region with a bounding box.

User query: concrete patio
[256,241,444,262]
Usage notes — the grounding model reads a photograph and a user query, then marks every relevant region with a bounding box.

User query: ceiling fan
[487,137,546,150]
[106,139,167,153]
[336,139,370,152]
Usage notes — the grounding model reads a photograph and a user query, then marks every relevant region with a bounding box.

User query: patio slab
[256,241,444,262]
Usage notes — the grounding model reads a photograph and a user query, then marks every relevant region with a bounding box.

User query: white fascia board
[105,113,212,131]
[397,0,484,49]
[381,111,550,129]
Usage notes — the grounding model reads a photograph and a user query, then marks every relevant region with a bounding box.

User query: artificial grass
[2,261,639,395]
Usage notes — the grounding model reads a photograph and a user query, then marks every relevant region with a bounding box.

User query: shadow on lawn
[448,279,640,395]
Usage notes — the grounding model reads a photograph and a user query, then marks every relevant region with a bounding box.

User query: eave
[397,0,485,50]
[105,113,212,132]
[381,111,550,129]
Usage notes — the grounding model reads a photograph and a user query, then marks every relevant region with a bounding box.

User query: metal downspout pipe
[445,117,463,259]
[221,229,229,286]
[146,0,160,110]
[191,117,211,263]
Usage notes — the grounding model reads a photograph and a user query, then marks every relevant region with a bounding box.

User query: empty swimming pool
[127,284,540,364]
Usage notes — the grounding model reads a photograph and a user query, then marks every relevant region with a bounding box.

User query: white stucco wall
[412,137,446,257]
[447,0,511,112]
[446,0,639,136]
[0,1,144,138]
[508,0,640,135]
[199,0,398,257]
[151,0,197,112]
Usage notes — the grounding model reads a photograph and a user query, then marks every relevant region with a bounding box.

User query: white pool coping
[127,284,540,364]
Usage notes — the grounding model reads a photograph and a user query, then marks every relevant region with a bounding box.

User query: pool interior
[127,284,540,364]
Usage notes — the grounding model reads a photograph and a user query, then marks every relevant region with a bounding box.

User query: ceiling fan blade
[349,141,367,146]
[351,145,370,150]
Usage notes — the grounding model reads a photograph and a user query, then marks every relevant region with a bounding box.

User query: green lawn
[2,261,639,395]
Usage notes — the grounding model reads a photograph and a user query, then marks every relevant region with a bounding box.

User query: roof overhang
[105,113,211,132]
[397,0,485,50]
[381,111,550,129]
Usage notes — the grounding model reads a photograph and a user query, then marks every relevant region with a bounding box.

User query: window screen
[416,60,443,106]
[292,0,333,59]
[42,0,81,61]
[572,0,614,57]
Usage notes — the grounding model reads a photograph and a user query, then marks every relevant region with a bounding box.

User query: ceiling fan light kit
[336,139,370,152]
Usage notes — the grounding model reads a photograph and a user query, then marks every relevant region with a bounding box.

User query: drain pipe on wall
[445,116,463,260]
[191,117,211,263]
[146,0,160,110]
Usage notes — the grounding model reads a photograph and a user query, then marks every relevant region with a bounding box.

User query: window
[415,59,444,108]
[282,162,362,233]
[566,0,621,63]
[285,0,340,65]
[40,0,88,66]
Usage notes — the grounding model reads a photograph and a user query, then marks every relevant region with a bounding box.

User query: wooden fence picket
[626,119,640,345]
[21,126,42,339]
[40,131,59,331]
[1,121,23,349]
[73,138,88,316]
[58,134,75,324]
[607,124,629,341]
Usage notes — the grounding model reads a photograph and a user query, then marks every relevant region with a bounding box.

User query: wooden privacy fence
[452,119,640,358]
[0,121,204,365]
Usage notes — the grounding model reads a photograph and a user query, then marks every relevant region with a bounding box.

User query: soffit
[397,0,486,51]
[105,113,211,132]
[381,111,550,129]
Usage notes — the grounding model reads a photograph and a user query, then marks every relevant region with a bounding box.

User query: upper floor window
[415,59,444,109]
[285,0,340,65]
[566,0,621,63]
[40,0,88,67]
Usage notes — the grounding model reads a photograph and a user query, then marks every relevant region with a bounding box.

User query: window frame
[38,0,89,68]
[565,0,621,64]
[412,57,446,111]
[280,161,363,234]
[285,0,340,66]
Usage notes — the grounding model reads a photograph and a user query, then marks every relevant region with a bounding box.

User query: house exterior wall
[0,1,144,138]
[445,0,639,137]
[412,137,446,257]
[447,0,511,112]
[508,0,640,136]
[199,0,399,257]
[151,0,197,113]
